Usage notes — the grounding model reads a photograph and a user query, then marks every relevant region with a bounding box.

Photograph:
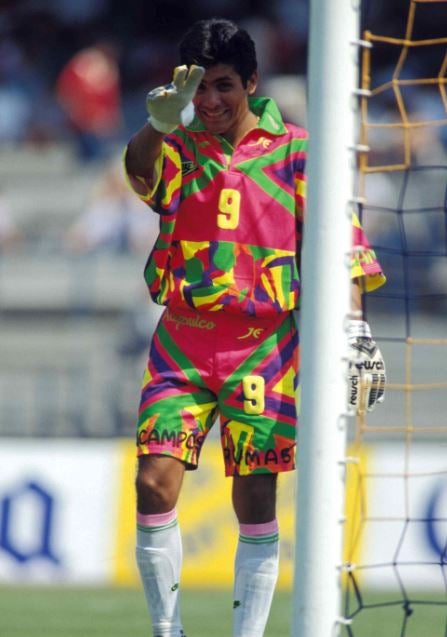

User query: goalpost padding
[291,0,361,635]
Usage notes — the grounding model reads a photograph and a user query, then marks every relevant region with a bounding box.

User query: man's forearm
[125,122,164,190]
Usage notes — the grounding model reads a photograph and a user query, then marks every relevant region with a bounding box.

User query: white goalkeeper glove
[146,64,205,134]
[347,320,386,413]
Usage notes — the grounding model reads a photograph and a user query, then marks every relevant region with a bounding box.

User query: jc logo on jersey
[237,327,265,340]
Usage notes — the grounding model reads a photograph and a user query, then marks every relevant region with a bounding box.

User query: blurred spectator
[409,89,447,163]
[0,84,30,142]
[65,155,158,254]
[55,42,123,160]
[269,0,308,74]
[0,37,32,142]
[43,0,107,25]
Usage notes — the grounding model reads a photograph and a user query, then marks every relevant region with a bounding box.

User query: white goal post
[291,0,361,635]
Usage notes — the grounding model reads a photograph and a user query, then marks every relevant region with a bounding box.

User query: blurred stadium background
[0,1,446,636]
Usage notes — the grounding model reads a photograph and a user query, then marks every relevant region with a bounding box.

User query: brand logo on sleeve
[181,160,198,176]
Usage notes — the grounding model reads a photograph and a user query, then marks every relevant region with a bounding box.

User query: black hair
[178,18,257,87]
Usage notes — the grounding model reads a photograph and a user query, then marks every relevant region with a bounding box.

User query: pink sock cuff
[137,508,177,527]
[239,519,279,537]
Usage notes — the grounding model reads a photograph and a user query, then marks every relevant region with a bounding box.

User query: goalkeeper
[124,17,386,637]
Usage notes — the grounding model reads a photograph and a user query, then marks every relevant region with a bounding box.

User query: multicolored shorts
[137,306,299,476]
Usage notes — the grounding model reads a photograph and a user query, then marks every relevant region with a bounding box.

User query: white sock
[136,509,184,637]
[233,519,280,637]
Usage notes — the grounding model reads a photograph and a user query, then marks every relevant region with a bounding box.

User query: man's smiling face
[193,63,258,142]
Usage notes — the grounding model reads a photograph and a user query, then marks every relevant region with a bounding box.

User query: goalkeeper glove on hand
[347,320,386,413]
[146,64,205,134]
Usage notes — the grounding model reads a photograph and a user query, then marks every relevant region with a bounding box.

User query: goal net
[342,1,447,634]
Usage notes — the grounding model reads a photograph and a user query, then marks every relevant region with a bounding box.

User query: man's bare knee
[232,473,278,524]
[136,455,185,514]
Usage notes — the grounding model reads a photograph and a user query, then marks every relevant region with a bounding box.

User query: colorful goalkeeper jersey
[129,96,385,316]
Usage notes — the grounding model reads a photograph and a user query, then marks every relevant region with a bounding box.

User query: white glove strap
[148,102,195,134]
[347,319,372,342]
[179,102,195,126]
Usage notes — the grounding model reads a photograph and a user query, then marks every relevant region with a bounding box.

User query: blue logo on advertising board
[0,479,60,565]
[424,480,447,563]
